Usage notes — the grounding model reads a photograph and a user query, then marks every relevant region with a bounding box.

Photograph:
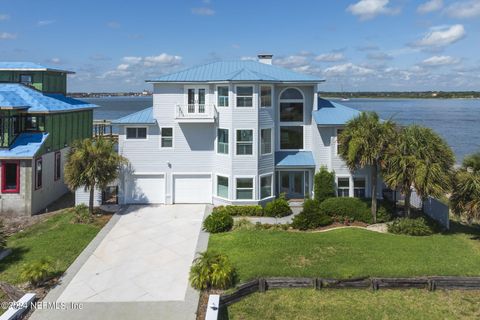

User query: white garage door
[173,174,212,204]
[125,174,165,204]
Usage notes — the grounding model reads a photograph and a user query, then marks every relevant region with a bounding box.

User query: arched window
[280,88,303,100]
[279,88,303,122]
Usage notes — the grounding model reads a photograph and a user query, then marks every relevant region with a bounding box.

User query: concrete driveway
[31,204,209,320]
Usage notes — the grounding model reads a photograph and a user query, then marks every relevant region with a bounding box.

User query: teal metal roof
[0,62,74,74]
[275,151,316,168]
[0,132,49,158]
[313,98,361,126]
[112,107,155,124]
[0,84,97,112]
[147,60,324,83]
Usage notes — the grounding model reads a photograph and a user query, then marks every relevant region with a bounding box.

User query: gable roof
[0,84,97,113]
[0,132,49,159]
[147,60,324,83]
[313,98,361,126]
[0,62,74,74]
[112,107,155,124]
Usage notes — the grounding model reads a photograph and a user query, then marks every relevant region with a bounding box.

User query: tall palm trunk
[89,183,95,215]
[404,188,411,217]
[371,163,378,223]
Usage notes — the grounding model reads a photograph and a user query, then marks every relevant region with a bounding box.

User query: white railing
[175,104,217,121]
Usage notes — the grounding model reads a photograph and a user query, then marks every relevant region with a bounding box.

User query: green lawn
[226,289,480,320]
[209,225,480,282]
[0,210,109,285]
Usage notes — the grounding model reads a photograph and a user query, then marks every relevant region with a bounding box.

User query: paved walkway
[30,205,210,320]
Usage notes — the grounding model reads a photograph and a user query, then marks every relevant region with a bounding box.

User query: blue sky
[0,0,479,92]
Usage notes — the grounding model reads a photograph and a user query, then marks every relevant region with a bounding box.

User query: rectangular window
[35,158,43,190]
[217,176,229,199]
[217,129,229,154]
[236,86,253,107]
[337,129,344,154]
[20,74,33,85]
[161,128,173,148]
[126,127,147,139]
[337,177,350,197]
[236,178,253,200]
[2,161,19,193]
[236,130,253,155]
[260,175,272,199]
[261,128,272,155]
[54,152,61,181]
[217,86,229,107]
[280,126,303,150]
[280,103,303,122]
[260,86,272,108]
[354,177,366,198]
[25,116,46,131]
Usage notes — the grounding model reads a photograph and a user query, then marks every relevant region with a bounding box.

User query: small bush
[189,251,236,290]
[71,204,93,224]
[263,194,292,218]
[318,197,392,224]
[232,218,256,231]
[388,217,434,236]
[314,166,335,203]
[19,258,55,287]
[291,199,333,230]
[214,205,263,217]
[0,221,6,250]
[203,209,234,233]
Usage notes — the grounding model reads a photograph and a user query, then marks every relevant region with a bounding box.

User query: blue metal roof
[0,84,98,112]
[313,98,361,126]
[112,107,155,124]
[147,60,324,83]
[0,62,74,74]
[275,151,316,168]
[0,132,49,158]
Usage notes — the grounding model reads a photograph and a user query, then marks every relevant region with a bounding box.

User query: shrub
[388,217,434,236]
[19,258,55,287]
[203,209,234,233]
[189,251,236,290]
[314,166,335,203]
[291,199,333,230]
[263,194,292,217]
[0,221,6,250]
[71,204,93,224]
[318,197,393,224]
[232,218,256,231]
[214,205,263,217]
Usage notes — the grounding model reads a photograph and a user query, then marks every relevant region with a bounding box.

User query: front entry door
[280,172,304,199]
[186,87,207,114]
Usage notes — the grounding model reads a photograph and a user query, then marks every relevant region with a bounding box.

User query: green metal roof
[0,62,74,74]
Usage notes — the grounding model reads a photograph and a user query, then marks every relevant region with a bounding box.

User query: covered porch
[275,151,315,200]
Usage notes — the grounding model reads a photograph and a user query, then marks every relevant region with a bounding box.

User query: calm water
[85,96,480,163]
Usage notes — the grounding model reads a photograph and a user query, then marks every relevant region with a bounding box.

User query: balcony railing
[175,104,217,123]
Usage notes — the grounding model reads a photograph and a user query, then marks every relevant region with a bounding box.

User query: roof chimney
[258,54,273,65]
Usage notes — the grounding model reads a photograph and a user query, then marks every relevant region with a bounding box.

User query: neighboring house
[113,54,380,205]
[0,62,97,215]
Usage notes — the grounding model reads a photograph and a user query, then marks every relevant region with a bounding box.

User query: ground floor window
[354,177,366,198]
[35,157,43,190]
[102,186,119,205]
[217,175,229,199]
[260,175,272,199]
[280,126,303,150]
[337,177,350,197]
[2,161,19,193]
[54,152,61,181]
[236,178,253,200]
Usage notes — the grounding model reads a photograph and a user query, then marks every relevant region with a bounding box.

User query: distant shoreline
[321,96,480,100]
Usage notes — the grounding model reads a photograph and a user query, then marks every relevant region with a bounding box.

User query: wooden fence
[219,276,480,307]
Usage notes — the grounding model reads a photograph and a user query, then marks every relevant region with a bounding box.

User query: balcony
[175,104,217,123]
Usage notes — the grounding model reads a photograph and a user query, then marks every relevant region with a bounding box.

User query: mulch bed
[196,289,224,320]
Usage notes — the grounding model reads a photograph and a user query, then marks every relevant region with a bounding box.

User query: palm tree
[451,152,480,222]
[383,125,455,217]
[65,138,127,215]
[462,152,480,174]
[338,112,396,223]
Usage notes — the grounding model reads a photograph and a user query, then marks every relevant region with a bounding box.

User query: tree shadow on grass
[0,246,29,273]
[445,221,480,239]
[218,305,230,320]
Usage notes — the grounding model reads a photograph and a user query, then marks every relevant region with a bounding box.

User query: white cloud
[417,0,443,13]
[422,55,460,66]
[367,52,393,60]
[347,0,400,20]
[315,52,345,62]
[413,24,466,48]
[0,32,16,40]
[324,63,376,76]
[191,7,215,16]
[37,20,55,27]
[0,14,9,21]
[445,1,480,18]
[107,21,121,29]
[47,57,62,65]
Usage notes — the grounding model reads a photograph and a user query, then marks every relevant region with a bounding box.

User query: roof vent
[258,54,273,65]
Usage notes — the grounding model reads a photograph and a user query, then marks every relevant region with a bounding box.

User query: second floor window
[217,129,229,154]
[261,128,272,155]
[236,129,253,155]
[260,86,272,107]
[236,86,253,107]
[161,128,173,148]
[217,86,229,107]
[126,127,147,139]
[20,74,33,85]
[25,116,46,131]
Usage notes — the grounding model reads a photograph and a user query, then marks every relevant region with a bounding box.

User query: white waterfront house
[113,55,378,205]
